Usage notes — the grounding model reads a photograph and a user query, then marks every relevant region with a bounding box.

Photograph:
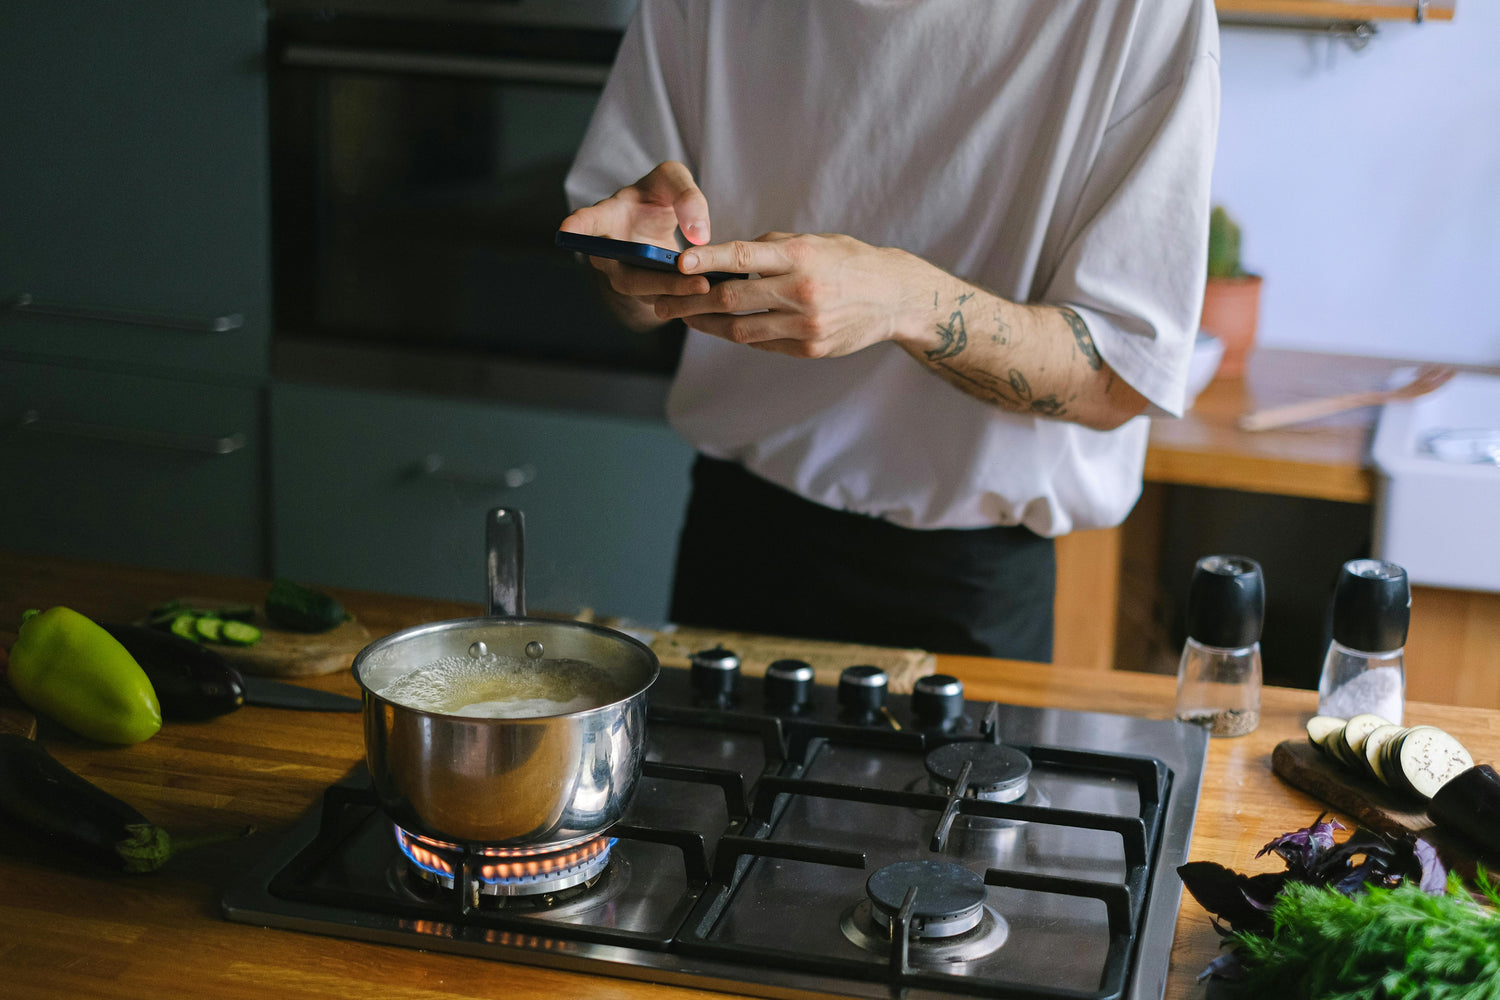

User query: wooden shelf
[1215,0,1454,22]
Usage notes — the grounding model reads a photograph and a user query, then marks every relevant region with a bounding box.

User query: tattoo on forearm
[935,363,1071,419]
[1007,369,1030,400]
[993,317,1010,346]
[925,292,973,362]
[1060,307,1103,371]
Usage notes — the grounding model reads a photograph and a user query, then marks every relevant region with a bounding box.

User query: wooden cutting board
[139,598,370,678]
[1271,738,1493,877]
[645,626,936,694]
[216,614,371,678]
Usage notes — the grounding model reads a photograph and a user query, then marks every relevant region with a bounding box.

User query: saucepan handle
[486,508,526,618]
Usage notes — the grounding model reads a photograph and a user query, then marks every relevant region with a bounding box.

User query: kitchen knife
[240,674,362,712]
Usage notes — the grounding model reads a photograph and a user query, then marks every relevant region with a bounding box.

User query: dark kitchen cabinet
[0,0,270,378]
[270,383,694,624]
[0,360,265,575]
[0,1,271,576]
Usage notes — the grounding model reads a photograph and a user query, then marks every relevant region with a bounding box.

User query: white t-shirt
[567,0,1220,535]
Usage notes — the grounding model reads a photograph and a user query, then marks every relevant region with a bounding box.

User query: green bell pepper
[9,607,162,744]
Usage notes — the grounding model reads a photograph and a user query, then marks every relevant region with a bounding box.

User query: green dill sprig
[1229,869,1500,999]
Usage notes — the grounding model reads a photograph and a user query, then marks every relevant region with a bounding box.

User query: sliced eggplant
[1306,715,1346,753]
[1428,763,1500,858]
[1392,725,1473,800]
[1361,724,1404,786]
[1340,713,1393,764]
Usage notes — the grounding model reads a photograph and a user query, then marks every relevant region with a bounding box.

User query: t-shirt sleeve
[1045,37,1221,419]
[564,0,696,214]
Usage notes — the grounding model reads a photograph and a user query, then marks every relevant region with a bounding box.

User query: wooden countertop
[2,551,1497,1000]
[1145,348,1499,504]
[1147,348,1405,503]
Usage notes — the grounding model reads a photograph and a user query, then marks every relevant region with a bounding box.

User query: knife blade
[240,675,362,712]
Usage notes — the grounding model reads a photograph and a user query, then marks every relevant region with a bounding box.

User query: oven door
[268,6,679,375]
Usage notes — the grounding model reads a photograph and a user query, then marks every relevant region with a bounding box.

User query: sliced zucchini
[193,616,224,643]
[169,613,201,643]
[1362,724,1404,786]
[1306,715,1346,753]
[218,620,262,646]
[1394,725,1474,800]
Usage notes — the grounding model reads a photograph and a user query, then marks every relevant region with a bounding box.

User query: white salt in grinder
[1316,558,1410,725]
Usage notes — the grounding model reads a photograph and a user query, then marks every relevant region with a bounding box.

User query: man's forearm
[894,269,1147,431]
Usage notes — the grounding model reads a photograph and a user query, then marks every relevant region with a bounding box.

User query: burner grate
[224,668,1207,1000]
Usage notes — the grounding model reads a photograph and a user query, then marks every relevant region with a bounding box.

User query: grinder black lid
[1331,558,1410,653]
[1186,554,1265,649]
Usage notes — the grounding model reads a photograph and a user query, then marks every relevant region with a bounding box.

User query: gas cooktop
[223,660,1208,1000]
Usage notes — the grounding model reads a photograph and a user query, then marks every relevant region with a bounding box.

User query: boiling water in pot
[374,653,630,718]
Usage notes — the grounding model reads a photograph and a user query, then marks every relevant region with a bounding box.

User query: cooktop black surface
[223,664,1208,1000]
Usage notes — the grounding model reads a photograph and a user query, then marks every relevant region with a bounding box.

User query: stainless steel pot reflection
[352,509,657,847]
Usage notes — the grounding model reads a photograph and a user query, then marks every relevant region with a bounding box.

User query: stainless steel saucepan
[352,509,658,848]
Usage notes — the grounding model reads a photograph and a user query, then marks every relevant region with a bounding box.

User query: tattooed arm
[907,270,1147,430]
[653,231,1148,432]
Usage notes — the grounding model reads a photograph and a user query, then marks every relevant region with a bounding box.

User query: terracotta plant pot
[1200,274,1262,379]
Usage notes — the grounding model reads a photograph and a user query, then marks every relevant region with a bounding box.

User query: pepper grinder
[1175,554,1264,738]
[1317,559,1409,725]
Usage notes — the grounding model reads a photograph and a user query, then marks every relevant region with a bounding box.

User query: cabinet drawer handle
[281,43,612,87]
[17,410,247,455]
[3,292,244,333]
[416,453,535,489]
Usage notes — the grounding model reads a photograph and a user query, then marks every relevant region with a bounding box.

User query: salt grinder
[1317,559,1409,725]
[1175,554,1264,738]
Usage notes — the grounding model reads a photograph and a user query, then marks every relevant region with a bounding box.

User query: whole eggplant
[0,732,173,872]
[101,623,245,720]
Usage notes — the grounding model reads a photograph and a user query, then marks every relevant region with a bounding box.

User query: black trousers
[669,456,1055,661]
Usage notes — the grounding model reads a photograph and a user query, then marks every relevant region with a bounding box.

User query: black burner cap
[866,860,985,921]
[925,742,1032,794]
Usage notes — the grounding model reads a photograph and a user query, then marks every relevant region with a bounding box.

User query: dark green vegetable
[100,623,245,721]
[1181,814,1451,985]
[218,620,262,646]
[169,613,200,643]
[193,616,224,643]
[264,579,350,633]
[1226,873,1500,998]
[148,599,256,627]
[0,733,243,873]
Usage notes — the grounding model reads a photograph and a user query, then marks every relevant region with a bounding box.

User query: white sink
[1372,370,1500,592]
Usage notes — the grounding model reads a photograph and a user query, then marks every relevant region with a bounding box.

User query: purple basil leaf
[1178,862,1280,934]
[1412,837,1447,894]
[1316,829,1397,881]
[1197,950,1245,982]
[1257,815,1344,874]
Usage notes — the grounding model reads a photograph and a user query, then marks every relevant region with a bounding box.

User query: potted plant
[1200,205,1262,379]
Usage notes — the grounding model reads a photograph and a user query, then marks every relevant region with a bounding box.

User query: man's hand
[559,161,715,329]
[661,231,1147,431]
[653,232,934,359]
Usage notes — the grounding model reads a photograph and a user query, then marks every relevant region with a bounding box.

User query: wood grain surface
[2,550,1497,1000]
[214,616,372,678]
[646,625,935,693]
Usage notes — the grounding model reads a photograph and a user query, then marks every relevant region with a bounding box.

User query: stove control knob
[764,658,814,714]
[690,645,740,708]
[911,673,966,731]
[838,665,889,724]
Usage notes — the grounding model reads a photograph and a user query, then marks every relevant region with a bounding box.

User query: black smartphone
[555,231,747,282]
